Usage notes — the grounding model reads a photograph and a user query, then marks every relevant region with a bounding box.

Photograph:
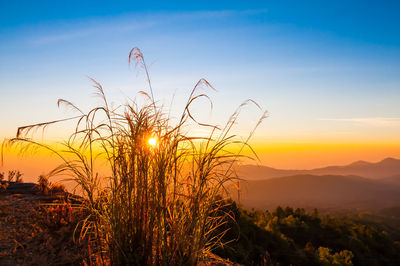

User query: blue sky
[1,0,400,168]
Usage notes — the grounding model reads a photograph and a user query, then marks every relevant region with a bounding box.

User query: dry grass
[5,48,266,265]
[6,170,23,183]
[38,175,50,195]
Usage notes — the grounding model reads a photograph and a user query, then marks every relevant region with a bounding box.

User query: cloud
[318,117,400,127]
[32,29,98,44]
[30,19,157,45]
[30,9,267,45]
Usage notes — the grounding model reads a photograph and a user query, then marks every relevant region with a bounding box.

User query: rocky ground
[0,182,237,265]
[0,182,88,265]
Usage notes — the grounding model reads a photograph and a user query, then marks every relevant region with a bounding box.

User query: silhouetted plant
[15,170,23,183]
[49,183,66,194]
[0,172,8,191]
[38,174,50,194]
[7,170,15,182]
[7,48,266,265]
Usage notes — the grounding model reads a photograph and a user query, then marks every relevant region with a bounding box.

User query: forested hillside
[214,201,400,265]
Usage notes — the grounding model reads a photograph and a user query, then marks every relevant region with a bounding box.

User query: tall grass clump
[6,170,23,182]
[6,48,267,265]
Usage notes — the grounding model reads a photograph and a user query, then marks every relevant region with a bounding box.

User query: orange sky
[253,141,400,169]
[2,139,399,185]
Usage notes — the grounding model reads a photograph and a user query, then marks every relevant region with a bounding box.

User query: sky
[1,1,400,178]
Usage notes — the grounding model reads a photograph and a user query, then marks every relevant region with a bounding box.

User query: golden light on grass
[4,47,267,265]
[147,136,157,147]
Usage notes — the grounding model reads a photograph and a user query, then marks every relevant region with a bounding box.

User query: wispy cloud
[31,20,157,45]
[30,9,267,45]
[32,29,99,44]
[318,117,400,127]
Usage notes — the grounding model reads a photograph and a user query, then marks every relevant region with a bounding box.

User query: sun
[148,136,157,147]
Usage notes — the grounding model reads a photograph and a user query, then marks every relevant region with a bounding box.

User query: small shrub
[50,183,66,194]
[7,170,15,182]
[38,174,50,194]
[0,181,8,192]
[46,201,74,227]
[15,170,23,183]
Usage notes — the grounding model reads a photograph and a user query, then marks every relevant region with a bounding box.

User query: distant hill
[234,174,400,211]
[380,175,400,186]
[238,157,400,180]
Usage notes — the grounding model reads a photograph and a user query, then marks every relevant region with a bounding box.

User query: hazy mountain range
[234,158,400,211]
[237,157,400,180]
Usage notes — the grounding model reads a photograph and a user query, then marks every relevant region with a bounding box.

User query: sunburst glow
[148,136,157,147]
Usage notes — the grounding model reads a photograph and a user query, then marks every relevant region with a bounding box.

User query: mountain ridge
[238,157,400,180]
[234,173,400,211]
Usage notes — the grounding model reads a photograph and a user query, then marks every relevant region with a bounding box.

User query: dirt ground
[0,183,88,265]
[0,182,236,265]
